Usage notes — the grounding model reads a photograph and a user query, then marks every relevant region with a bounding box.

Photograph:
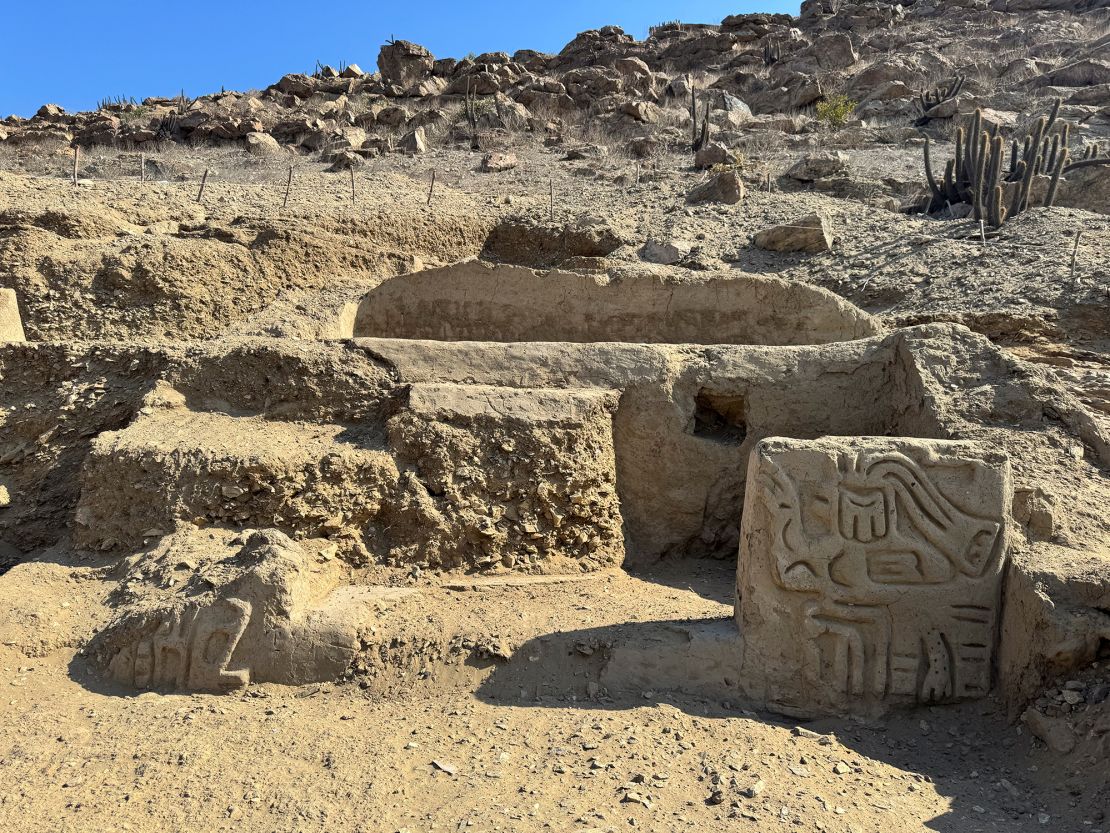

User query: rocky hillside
[3,0,1109,167]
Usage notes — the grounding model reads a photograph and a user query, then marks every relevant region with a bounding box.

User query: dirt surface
[2,2,1110,831]
[2,560,1108,833]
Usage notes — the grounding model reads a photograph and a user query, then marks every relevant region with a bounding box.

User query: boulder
[686,170,745,205]
[35,103,65,120]
[377,40,435,89]
[480,151,519,173]
[614,57,652,82]
[1034,59,1110,89]
[813,33,858,70]
[848,59,921,97]
[1056,163,1110,215]
[245,131,283,156]
[398,126,427,155]
[753,213,833,253]
[1022,708,1076,754]
[339,63,364,78]
[561,67,624,102]
[326,150,365,171]
[786,150,849,181]
[621,100,662,123]
[714,91,753,120]
[275,74,317,97]
[1066,84,1110,106]
[865,80,914,102]
[639,239,689,265]
[924,97,960,119]
[694,142,734,169]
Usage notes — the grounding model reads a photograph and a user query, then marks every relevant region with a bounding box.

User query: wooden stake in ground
[549,178,554,222]
[196,168,209,203]
[140,153,145,184]
[350,168,356,204]
[1070,229,1082,284]
[426,170,436,206]
[72,146,79,187]
[979,219,987,249]
[283,165,293,209]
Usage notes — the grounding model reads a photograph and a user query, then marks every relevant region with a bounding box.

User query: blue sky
[1,1,794,117]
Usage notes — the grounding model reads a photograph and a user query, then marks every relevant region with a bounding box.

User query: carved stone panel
[106,598,253,693]
[736,437,1011,717]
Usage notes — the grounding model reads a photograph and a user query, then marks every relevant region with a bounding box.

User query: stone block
[737,436,1011,716]
[0,289,25,342]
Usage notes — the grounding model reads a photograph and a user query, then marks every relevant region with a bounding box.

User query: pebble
[741,779,765,798]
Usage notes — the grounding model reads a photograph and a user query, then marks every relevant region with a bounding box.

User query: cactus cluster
[923,99,1073,228]
[688,76,711,152]
[1066,141,1110,173]
[763,40,782,66]
[464,76,481,151]
[916,75,965,120]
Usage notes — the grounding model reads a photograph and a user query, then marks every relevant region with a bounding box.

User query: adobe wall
[351,260,883,346]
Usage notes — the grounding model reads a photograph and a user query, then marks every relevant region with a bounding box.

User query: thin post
[548,178,554,222]
[350,167,356,204]
[140,153,145,184]
[426,169,436,206]
[196,168,209,203]
[283,165,293,208]
[1070,229,1082,284]
[979,219,986,249]
[72,146,79,187]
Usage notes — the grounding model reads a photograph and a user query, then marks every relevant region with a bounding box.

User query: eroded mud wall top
[352,260,882,346]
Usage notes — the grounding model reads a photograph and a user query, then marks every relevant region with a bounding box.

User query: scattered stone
[1022,708,1076,754]
[431,760,457,776]
[480,152,519,173]
[752,213,833,254]
[1087,682,1110,704]
[741,779,765,798]
[638,239,688,265]
[398,126,427,155]
[694,142,733,170]
[786,151,849,182]
[326,150,364,172]
[244,132,282,157]
[686,170,744,205]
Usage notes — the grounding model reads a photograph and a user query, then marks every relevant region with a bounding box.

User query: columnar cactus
[923,99,1073,229]
[916,75,965,119]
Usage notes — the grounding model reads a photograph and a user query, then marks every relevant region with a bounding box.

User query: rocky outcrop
[377,40,435,90]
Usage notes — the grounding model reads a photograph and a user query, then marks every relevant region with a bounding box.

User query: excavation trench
[2,263,1102,718]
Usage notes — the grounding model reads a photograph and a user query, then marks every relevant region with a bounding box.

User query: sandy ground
[2,561,1105,833]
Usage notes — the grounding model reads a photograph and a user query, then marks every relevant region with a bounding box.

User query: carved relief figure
[737,438,1010,716]
[107,598,253,692]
